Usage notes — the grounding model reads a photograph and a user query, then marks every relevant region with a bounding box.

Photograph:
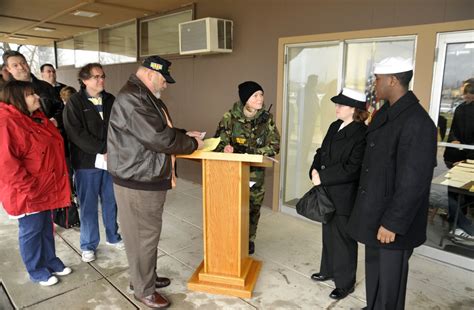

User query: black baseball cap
[142,55,175,84]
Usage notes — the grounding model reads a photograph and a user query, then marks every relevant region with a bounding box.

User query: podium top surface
[177,151,274,167]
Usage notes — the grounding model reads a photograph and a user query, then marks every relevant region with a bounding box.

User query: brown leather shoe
[129,277,171,292]
[134,292,170,309]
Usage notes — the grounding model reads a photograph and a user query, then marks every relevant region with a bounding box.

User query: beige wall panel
[57,0,474,210]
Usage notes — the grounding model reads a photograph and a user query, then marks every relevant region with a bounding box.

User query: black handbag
[296,186,335,224]
[53,202,80,229]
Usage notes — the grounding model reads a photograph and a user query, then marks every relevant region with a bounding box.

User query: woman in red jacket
[0,80,72,286]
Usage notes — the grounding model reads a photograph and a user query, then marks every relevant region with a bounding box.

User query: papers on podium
[201,137,221,152]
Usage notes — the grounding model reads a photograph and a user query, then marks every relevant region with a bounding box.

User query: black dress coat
[310,119,367,216]
[347,91,437,250]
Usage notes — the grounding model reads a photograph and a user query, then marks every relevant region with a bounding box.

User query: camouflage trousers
[249,167,265,242]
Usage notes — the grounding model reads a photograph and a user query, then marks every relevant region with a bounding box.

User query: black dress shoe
[249,241,255,255]
[155,277,171,288]
[129,276,171,292]
[329,287,354,300]
[311,273,333,281]
[134,292,170,309]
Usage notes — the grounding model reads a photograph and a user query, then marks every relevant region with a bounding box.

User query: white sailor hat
[374,57,413,74]
[331,88,367,110]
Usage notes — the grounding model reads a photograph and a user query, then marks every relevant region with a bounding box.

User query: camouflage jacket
[214,101,280,157]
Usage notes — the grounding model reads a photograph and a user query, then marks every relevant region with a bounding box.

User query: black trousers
[320,215,358,289]
[365,246,413,310]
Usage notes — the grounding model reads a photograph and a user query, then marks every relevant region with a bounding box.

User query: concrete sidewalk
[0,179,473,309]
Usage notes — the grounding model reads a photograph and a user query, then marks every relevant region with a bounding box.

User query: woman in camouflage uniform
[214,81,280,254]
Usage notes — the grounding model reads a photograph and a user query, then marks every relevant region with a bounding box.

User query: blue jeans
[18,211,65,282]
[75,169,121,251]
[448,192,474,235]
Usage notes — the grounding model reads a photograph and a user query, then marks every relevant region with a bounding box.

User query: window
[38,45,55,68]
[140,10,192,56]
[74,30,99,68]
[344,37,416,92]
[283,42,343,205]
[56,39,74,67]
[100,20,137,65]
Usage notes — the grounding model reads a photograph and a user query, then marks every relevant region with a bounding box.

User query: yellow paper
[201,137,221,152]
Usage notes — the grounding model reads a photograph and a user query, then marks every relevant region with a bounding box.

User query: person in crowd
[63,63,123,263]
[309,88,368,300]
[3,51,62,120]
[1,63,11,82]
[0,63,11,99]
[108,55,203,309]
[348,57,437,310]
[0,80,72,286]
[59,85,77,192]
[60,86,77,105]
[41,63,67,99]
[214,81,280,255]
[444,81,474,240]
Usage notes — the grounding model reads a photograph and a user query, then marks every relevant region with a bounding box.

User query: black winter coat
[447,100,474,160]
[63,89,115,169]
[31,74,63,120]
[310,120,367,216]
[347,91,437,250]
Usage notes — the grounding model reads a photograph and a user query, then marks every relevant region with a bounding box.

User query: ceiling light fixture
[34,26,56,32]
[8,36,27,41]
[71,10,100,18]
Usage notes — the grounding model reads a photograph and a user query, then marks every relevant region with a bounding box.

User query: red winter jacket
[0,102,71,216]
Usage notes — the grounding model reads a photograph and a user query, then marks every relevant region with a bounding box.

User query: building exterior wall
[57,0,474,209]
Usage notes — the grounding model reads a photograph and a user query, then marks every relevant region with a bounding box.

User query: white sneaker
[106,240,125,250]
[453,228,474,240]
[82,250,96,262]
[53,267,72,276]
[39,276,58,286]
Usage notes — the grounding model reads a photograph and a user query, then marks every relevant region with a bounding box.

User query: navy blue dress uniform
[309,88,367,300]
[347,57,437,310]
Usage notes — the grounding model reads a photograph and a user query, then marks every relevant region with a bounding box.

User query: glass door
[427,30,474,262]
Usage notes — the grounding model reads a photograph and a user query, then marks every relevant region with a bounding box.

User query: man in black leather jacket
[108,55,203,309]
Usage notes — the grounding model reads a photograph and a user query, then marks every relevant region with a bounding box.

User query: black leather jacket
[107,74,198,191]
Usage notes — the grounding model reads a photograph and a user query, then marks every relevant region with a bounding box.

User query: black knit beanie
[238,81,263,105]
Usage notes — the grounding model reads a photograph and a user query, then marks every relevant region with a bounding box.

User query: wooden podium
[178,151,273,298]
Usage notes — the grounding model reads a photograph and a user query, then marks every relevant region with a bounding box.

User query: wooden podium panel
[178,151,272,298]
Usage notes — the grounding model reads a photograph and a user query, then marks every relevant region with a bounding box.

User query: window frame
[138,6,194,58]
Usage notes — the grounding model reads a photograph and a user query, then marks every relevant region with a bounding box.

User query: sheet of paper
[95,154,107,170]
[201,137,221,152]
[455,163,474,171]
[440,179,467,188]
[265,156,279,163]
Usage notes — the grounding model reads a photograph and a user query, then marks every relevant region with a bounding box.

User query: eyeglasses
[90,74,106,80]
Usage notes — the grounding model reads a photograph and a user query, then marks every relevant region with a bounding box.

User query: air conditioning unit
[179,17,233,55]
